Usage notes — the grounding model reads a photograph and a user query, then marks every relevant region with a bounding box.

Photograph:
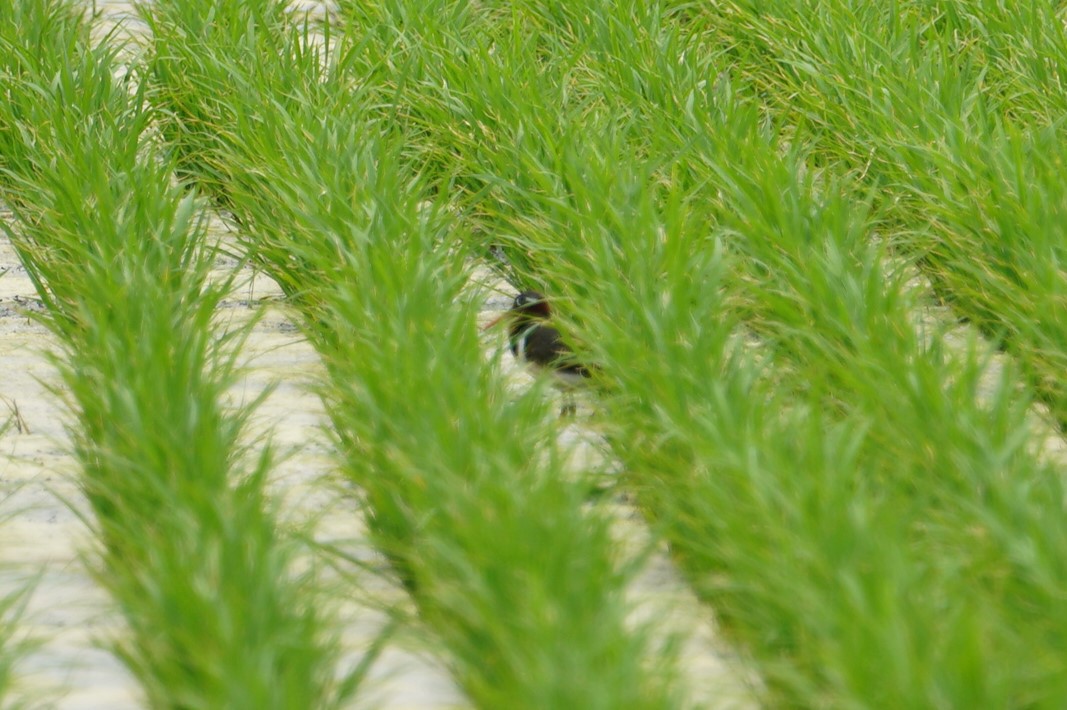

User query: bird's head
[510,291,551,320]
[482,290,552,331]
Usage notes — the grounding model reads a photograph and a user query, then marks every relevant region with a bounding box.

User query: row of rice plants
[0,1,352,706]
[331,0,1067,705]
[139,1,682,707]
[677,9,1067,698]
[547,130,1065,706]
[695,0,1067,429]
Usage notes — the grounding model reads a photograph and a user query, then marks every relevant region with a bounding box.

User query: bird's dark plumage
[506,291,592,385]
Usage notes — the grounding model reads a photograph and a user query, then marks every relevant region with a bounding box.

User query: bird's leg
[560,393,577,417]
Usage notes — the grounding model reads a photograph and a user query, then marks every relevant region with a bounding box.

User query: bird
[484,290,592,415]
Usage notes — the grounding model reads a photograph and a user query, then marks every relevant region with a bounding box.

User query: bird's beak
[481,313,507,332]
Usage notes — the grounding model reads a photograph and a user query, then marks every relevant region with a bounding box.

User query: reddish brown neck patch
[512,290,551,320]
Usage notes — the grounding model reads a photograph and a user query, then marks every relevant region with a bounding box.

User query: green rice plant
[696,143,1067,707]
[137,0,292,205]
[0,0,106,195]
[887,123,1067,430]
[141,2,682,707]
[334,0,602,282]
[334,0,732,290]
[693,0,1067,136]
[235,139,676,708]
[680,0,1067,433]
[0,2,353,707]
[487,104,1067,703]
[427,1,1067,692]
[136,0,1067,705]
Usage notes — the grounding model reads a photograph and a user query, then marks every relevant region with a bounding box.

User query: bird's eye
[515,294,527,306]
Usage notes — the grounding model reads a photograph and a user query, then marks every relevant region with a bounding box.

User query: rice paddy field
[2,0,1067,707]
